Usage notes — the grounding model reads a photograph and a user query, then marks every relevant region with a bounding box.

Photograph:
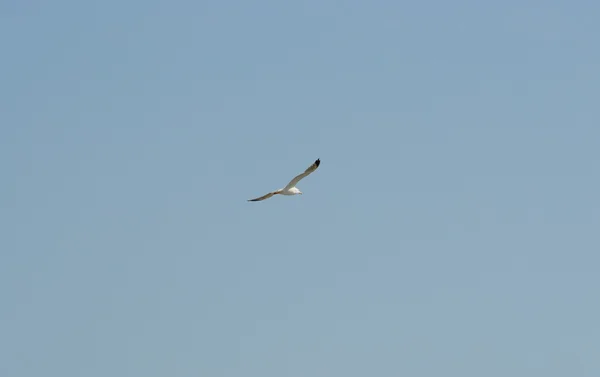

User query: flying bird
[248,158,321,202]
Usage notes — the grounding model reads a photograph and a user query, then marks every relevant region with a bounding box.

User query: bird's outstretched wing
[247,189,282,202]
[283,158,320,190]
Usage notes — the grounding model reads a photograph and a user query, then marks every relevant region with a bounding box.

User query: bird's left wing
[283,158,320,190]
[247,189,282,202]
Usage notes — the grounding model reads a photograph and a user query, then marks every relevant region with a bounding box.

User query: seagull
[248,158,321,202]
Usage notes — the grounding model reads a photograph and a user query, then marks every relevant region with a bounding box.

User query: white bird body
[280,187,301,195]
[248,159,320,202]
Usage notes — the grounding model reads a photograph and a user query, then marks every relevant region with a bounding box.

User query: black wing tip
[315,158,320,167]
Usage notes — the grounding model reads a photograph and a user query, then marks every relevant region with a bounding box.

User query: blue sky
[2,1,599,376]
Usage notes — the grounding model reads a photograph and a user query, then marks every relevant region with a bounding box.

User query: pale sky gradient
[2,1,599,376]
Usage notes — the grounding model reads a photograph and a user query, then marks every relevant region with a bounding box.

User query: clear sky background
[2,1,599,376]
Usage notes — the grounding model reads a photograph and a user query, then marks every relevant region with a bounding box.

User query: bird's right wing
[247,190,281,202]
[283,158,320,190]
